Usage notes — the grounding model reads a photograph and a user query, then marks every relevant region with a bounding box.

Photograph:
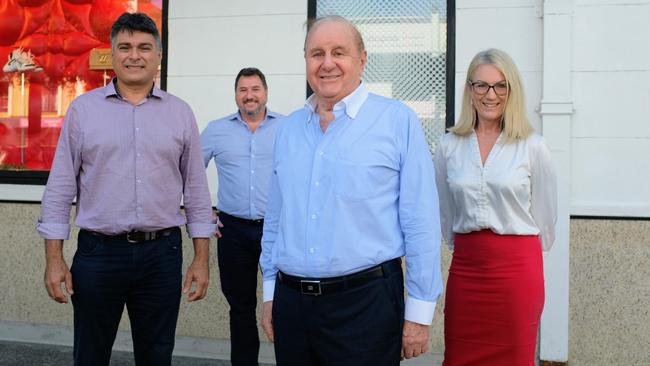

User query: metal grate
[317,0,448,153]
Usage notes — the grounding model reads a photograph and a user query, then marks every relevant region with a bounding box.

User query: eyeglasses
[468,80,509,96]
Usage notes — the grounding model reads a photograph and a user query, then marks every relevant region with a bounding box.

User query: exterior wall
[0,203,230,338]
[570,219,650,365]
[570,0,650,217]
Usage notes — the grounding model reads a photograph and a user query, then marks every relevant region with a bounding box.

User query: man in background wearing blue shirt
[201,68,282,366]
[259,16,443,366]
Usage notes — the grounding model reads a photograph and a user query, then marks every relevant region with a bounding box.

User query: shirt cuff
[186,223,215,238]
[263,279,276,302]
[36,221,70,240]
[405,296,437,325]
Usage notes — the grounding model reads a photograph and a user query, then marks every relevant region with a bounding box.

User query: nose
[484,85,498,97]
[126,48,141,60]
[322,53,335,69]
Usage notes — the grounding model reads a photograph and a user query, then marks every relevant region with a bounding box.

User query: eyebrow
[307,45,348,53]
[473,80,507,84]
[117,42,154,48]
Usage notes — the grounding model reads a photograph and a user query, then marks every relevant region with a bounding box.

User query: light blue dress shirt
[200,110,282,219]
[260,84,443,324]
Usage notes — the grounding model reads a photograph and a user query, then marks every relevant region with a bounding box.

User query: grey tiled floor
[0,340,273,366]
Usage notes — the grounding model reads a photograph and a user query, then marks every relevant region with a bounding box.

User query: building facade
[0,1,648,365]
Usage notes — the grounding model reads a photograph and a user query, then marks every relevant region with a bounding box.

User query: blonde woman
[436,48,557,365]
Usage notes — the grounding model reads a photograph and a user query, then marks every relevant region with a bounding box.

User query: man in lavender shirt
[36,13,214,366]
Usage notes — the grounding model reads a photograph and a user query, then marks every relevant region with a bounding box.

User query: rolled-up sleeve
[36,104,83,240]
[180,107,215,238]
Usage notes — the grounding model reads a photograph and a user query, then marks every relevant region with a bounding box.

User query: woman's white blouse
[434,131,557,251]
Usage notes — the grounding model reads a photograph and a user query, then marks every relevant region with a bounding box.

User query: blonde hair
[450,48,533,142]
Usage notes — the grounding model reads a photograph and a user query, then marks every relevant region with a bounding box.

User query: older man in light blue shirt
[201,67,282,366]
[260,16,442,366]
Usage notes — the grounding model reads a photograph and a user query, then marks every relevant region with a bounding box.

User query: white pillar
[539,0,573,363]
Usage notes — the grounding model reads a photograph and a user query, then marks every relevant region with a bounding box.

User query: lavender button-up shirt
[37,81,214,239]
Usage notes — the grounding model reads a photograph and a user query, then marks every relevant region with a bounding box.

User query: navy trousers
[272,260,405,366]
[217,213,263,366]
[70,228,182,366]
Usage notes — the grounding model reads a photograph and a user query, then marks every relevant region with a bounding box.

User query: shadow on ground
[0,340,273,366]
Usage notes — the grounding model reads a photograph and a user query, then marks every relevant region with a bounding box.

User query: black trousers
[217,213,263,366]
[70,228,182,366]
[272,260,405,366]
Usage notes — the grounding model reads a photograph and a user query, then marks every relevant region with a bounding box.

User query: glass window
[0,0,165,182]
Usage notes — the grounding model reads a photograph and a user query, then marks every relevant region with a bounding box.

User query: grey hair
[304,15,365,54]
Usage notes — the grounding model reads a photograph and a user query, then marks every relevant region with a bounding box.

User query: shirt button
[136,127,140,131]
[319,151,324,156]
[251,170,255,174]
[309,248,315,254]
[315,181,320,187]
[251,154,255,158]
[311,214,317,219]
[250,186,254,190]
[137,179,141,183]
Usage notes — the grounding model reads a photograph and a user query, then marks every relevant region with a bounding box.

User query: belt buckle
[126,232,142,243]
[300,280,321,296]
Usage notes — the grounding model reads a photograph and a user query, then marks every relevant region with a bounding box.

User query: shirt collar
[228,109,279,124]
[105,77,161,100]
[304,82,369,120]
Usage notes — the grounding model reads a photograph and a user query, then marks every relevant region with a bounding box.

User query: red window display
[0,0,164,175]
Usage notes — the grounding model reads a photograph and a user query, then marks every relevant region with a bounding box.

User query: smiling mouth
[320,75,340,80]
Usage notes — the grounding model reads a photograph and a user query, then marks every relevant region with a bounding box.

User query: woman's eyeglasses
[468,80,509,96]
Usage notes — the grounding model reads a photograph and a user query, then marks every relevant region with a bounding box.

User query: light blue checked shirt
[201,110,282,219]
[260,83,443,324]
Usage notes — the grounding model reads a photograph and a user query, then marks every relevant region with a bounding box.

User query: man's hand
[261,300,274,342]
[44,239,73,304]
[401,320,430,359]
[213,212,223,238]
[183,238,210,301]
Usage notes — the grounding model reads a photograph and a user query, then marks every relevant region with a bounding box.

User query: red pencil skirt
[442,230,544,366]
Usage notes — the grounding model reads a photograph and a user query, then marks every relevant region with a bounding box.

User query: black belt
[277,258,402,296]
[217,211,264,226]
[81,227,179,244]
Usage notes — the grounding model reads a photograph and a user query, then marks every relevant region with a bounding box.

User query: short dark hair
[110,12,162,50]
[235,68,268,90]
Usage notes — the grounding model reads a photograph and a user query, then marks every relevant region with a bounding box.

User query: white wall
[455,0,542,129]
[458,0,650,218]
[168,0,309,203]
[570,0,650,217]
